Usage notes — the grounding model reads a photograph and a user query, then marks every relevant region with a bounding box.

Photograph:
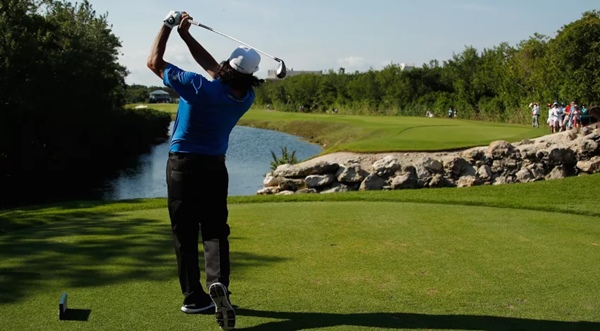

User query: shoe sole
[180,302,215,314]
[209,283,236,330]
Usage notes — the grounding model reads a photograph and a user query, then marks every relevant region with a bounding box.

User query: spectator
[557,102,566,132]
[550,102,562,133]
[531,102,540,128]
[581,104,589,125]
[565,101,578,130]
[572,105,582,130]
[563,102,571,130]
[546,103,551,131]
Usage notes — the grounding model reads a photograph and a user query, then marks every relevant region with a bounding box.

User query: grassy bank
[126,104,545,154]
[1,175,599,330]
[125,103,178,114]
[239,109,544,153]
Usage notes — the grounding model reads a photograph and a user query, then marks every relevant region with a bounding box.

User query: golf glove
[163,11,182,29]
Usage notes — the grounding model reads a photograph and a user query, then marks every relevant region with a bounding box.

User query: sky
[85,0,598,87]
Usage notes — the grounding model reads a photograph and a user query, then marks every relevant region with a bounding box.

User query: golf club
[188,20,287,79]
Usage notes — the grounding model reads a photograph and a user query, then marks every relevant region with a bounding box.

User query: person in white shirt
[531,102,540,127]
[548,103,556,133]
[550,102,561,133]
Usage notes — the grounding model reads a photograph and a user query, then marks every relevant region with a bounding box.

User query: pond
[101,123,322,200]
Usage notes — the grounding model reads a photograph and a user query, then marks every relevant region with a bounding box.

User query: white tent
[150,90,170,96]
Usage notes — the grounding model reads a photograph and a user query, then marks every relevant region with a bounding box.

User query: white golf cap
[228,46,261,74]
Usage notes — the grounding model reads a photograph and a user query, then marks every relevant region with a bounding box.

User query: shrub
[270,146,298,171]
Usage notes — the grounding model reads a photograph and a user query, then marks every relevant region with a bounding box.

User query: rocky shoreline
[258,125,600,195]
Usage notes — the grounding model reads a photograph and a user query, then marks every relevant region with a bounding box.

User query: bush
[117,108,172,154]
[270,147,298,171]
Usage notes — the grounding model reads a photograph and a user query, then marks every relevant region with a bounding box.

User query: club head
[275,59,286,79]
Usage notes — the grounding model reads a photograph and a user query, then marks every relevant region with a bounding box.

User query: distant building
[149,90,172,103]
[400,63,415,71]
[267,68,322,80]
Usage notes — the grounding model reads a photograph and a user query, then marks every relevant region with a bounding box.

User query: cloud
[337,56,367,70]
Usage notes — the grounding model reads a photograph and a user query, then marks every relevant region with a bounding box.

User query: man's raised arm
[147,11,182,79]
[177,12,220,79]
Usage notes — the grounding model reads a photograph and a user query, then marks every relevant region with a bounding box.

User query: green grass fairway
[239,109,544,153]
[126,103,178,114]
[124,105,544,153]
[1,176,599,330]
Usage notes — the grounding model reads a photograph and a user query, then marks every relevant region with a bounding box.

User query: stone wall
[258,126,600,195]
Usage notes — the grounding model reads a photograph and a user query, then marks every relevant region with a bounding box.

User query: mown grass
[240,108,547,152]
[3,174,600,234]
[126,103,546,153]
[2,105,592,330]
[1,175,599,330]
[125,103,178,114]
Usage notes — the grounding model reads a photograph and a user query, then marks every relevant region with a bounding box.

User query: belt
[169,152,225,162]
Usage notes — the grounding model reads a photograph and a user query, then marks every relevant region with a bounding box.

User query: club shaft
[188,20,281,62]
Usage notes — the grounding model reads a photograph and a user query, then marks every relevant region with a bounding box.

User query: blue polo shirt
[163,64,254,155]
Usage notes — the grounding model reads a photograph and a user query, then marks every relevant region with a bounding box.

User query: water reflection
[102,124,322,200]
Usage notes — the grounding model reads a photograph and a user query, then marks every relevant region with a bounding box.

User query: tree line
[0,0,171,208]
[126,84,178,104]
[254,11,600,123]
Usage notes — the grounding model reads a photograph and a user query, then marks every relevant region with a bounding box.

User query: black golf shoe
[181,292,215,314]
[209,282,236,330]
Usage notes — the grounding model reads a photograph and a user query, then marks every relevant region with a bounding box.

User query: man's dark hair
[218,61,264,91]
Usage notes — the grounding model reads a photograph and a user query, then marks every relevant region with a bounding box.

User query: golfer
[147,10,263,330]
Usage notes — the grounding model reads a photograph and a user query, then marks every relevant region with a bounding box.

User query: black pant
[166,152,230,301]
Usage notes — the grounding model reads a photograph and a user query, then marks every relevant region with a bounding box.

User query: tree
[286,74,320,111]
[0,0,170,207]
[317,70,339,111]
[546,10,600,104]
[346,70,382,111]
[443,46,483,116]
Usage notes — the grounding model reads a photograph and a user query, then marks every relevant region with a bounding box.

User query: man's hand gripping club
[164,11,182,29]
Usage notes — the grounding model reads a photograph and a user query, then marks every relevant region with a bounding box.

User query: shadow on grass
[61,308,92,321]
[0,209,287,305]
[237,308,600,331]
[0,199,159,234]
